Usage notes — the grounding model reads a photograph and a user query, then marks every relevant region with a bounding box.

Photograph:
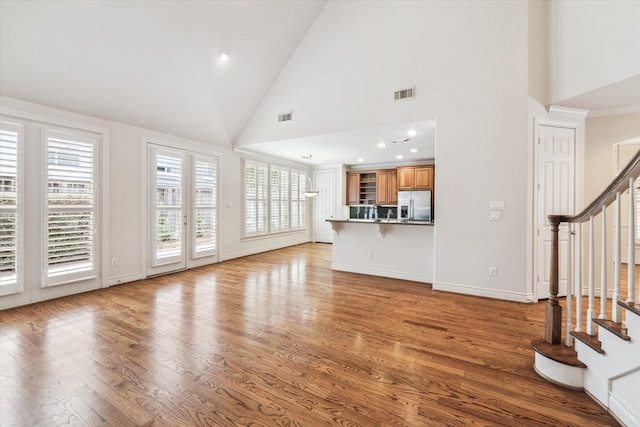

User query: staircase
[531,151,640,427]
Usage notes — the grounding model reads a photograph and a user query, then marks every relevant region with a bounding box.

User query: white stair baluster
[587,215,596,335]
[600,206,607,319]
[565,223,573,346]
[629,177,636,305]
[575,223,582,332]
[613,192,622,322]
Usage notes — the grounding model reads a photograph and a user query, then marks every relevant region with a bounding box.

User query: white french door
[147,144,218,277]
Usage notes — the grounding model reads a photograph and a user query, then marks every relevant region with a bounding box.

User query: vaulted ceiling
[0,0,326,145]
[2,1,638,167]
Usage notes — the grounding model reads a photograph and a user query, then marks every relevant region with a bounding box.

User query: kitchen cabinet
[397,165,434,190]
[346,172,359,205]
[346,171,377,205]
[376,170,397,205]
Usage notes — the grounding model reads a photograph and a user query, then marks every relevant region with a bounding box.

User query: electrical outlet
[489,267,497,276]
[367,251,373,259]
[111,258,118,266]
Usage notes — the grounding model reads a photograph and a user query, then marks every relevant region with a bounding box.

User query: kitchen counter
[326,219,434,283]
[327,219,434,225]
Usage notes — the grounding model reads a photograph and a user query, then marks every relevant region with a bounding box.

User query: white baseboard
[221,239,309,261]
[107,273,143,287]
[609,391,640,427]
[434,281,534,302]
[331,263,432,284]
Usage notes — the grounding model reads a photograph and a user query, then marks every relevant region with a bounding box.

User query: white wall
[239,1,532,301]
[550,0,640,103]
[528,0,550,105]
[0,96,311,309]
[583,113,640,295]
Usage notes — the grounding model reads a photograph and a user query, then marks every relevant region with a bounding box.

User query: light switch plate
[490,201,505,211]
[490,211,501,221]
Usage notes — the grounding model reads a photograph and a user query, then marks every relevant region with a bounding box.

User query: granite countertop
[326,219,434,226]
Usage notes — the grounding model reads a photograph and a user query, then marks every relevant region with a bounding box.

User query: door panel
[536,126,575,299]
[313,170,335,243]
[148,145,187,276]
[188,153,218,266]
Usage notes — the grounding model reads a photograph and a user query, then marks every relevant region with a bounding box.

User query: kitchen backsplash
[349,205,397,220]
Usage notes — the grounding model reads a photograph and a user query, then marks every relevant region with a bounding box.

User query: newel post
[545,216,562,344]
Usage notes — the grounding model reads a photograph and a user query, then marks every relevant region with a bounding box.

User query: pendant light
[302,155,319,198]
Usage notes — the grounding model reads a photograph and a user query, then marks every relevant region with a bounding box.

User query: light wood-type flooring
[0,243,618,426]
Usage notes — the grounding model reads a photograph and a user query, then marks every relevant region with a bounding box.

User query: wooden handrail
[549,149,640,225]
[545,149,640,344]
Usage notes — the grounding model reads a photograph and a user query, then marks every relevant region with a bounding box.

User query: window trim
[0,120,24,296]
[243,158,307,239]
[42,127,100,288]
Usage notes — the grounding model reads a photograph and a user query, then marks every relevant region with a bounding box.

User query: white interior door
[536,125,576,299]
[313,169,335,243]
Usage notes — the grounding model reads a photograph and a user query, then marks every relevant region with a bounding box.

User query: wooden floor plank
[0,243,618,426]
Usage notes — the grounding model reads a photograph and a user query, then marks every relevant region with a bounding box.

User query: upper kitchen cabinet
[376,170,397,205]
[397,165,434,190]
[346,171,377,205]
[346,172,360,205]
[346,170,397,205]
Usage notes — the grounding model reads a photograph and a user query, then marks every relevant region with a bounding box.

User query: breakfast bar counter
[326,219,434,284]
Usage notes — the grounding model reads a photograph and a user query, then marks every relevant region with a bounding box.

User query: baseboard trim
[221,239,310,262]
[331,263,432,283]
[609,390,640,427]
[433,281,534,302]
[107,273,143,287]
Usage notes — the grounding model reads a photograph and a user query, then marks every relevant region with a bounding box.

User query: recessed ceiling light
[396,155,403,160]
[377,142,386,148]
[357,158,364,163]
[410,148,418,153]
[407,129,417,137]
[217,50,230,63]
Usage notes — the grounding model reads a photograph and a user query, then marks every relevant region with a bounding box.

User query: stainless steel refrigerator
[397,190,432,222]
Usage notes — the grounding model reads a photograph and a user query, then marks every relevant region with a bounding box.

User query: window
[636,177,640,241]
[270,165,289,233]
[45,129,97,286]
[0,121,22,295]
[153,151,184,264]
[244,159,268,237]
[291,169,306,230]
[243,158,306,237]
[192,155,217,257]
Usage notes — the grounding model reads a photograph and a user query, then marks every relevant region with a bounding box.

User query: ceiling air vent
[394,87,416,101]
[278,112,293,123]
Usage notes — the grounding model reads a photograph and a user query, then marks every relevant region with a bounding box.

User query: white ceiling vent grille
[278,112,293,123]
[394,87,416,101]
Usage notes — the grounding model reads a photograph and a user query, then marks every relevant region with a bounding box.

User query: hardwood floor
[0,243,618,426]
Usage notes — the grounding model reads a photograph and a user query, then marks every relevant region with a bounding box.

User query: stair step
[531,338,586,368]
[618,300,640,317]
[593,318,630,341]
[570,331,604,354]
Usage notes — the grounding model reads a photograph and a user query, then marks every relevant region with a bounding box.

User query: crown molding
[546,105,590,119]
[587,104,640,118]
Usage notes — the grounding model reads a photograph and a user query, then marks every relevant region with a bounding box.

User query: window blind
[270,165,289,233]
[244,160,268,237]
[193,156,217,256]
[46,130,97,285]
[291,169,306,230]
[155,153,183,261]
[0,122,21,294]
